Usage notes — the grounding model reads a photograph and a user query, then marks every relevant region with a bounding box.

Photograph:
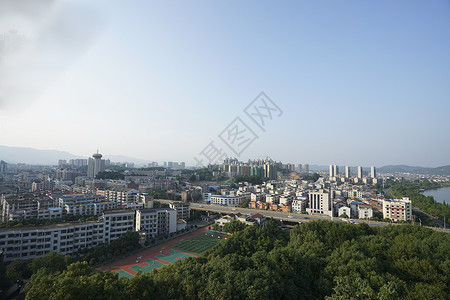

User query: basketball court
[100,227,225,278]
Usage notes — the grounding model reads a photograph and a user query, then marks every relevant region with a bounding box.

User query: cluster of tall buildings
[220,158,311,180]
[58,159,89,168]
[329,165,377,181]
[221,158,279,180]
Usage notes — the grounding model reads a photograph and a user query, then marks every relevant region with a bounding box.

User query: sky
[0,0,449,167]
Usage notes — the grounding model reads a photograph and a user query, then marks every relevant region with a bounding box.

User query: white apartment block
[57,194,106,207]
[306,189,333,217]
[135,208,176,239]
[382,197,412,222]
[169,202,191,221]
[210,193,250,207]
[1,194,56,222]
[105,189,140,204]
[63,201,118,216]
[0,206,182,262]
[0,219,107,262]
[103,209,135,242]
[291,199,306,213]
[58,194,118,216]
[7,207,63,221]
[348,189,364,199]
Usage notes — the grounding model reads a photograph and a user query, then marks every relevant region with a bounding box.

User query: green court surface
[129,258,166,273]
[116,270,134,279]
[156,249,195,264]
[171,235,222,256]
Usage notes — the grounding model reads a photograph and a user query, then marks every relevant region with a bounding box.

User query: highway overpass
[154,199,450,234]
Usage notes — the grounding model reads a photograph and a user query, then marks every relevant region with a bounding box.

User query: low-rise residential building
[210,193,250,207]
[382,197,412,222]
[338,206,351,218]
[216,215,235,227]
[358,204,374,219]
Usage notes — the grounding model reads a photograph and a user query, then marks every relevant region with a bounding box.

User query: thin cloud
[0,0,103,111]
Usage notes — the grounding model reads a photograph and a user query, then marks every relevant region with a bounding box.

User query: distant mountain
[0,145,152,166]
[377,165,428,174]
[0,145,82,165]
[378,165,450,175]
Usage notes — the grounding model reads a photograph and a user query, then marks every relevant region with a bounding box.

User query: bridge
[154,199,450,234]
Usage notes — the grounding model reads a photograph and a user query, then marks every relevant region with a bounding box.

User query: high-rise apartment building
[370,166,376,178]
[345,166,350,178]
[297,164,302,173]
[329,164,339,178]
[0,160,7,173]
[357,166,363,179]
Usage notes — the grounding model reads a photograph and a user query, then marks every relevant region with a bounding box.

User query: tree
[0,253,9,292]
[212,223,219,231]
[237,200,250,208]
[6,260,32,282]
[19,220,450,299]
[31,251,66,274]
[222,220,245,234]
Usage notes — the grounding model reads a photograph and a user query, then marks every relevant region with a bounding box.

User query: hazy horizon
[1,1,449,167]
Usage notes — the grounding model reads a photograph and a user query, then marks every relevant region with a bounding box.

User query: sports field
[171,235,223,256]
[105,228,225,278]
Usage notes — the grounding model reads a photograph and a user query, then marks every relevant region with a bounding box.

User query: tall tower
[88,151,105,178]
[357,166,363,179]
[297,164,302,173]
[329,165,334,178]
[0,160,7,174]
[334,165,339,177]
[370,166,376,178]
[304,164,309,173]
[345,166,350,178]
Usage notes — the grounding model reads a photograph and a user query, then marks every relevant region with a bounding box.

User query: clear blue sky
[1,0,449,167]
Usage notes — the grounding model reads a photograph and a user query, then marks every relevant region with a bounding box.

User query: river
[422,186,450,204]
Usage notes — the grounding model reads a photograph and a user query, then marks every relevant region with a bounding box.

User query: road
[154,199,450,234]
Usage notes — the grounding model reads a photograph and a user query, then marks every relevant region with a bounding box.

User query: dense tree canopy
[23,220,450,299]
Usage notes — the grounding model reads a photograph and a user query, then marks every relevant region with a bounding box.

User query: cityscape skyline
[0,144,449,169]
[1,1,449,167]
